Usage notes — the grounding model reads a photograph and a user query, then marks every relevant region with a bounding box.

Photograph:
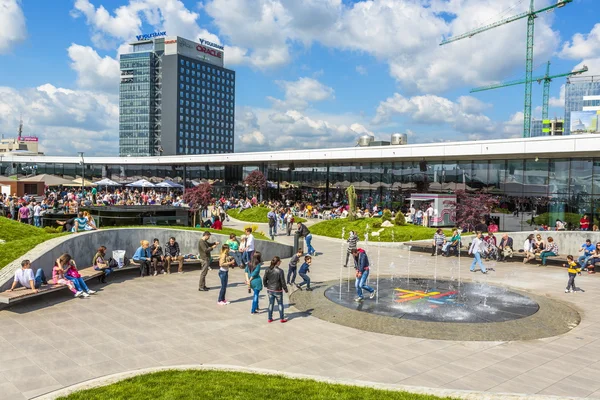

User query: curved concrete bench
[0,228,293,301]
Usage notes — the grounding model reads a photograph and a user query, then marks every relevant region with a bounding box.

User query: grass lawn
[0,217,67,271]
[58,370,457,400]
[228,207,306,223]
[310,218,452,242]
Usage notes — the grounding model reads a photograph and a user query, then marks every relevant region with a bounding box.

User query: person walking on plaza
[267,208,277,239]
[164,236,184,274]
[198,231,219,291]
[133,240,152,277]
[352,248,375,301]
[297,255,313,291]
[7,259,48,294]
[296,222,316,256]
[344,230,359,267]
[245,251,263,314]
[243,227,255,267]
[285,209,295,236]
[539,237,559,266]
[564,255,581,293]
[217,244,235,305]
[33,202,42,227]
[468,232,487,274]
[263,256,289,323]
[287,248,303,286]
[578,239,595,270]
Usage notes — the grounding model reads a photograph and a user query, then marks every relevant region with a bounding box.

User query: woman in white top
[523,234,536,264]
[468,231,487,274]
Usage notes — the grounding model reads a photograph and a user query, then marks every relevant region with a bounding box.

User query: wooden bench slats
[0,255,222,305]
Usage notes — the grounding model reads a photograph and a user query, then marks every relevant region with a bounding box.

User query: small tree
[447,190,498,232]
[244,170,266,200]
[183,183,213,226]
[346,185,357,221]
[394,212,406,226]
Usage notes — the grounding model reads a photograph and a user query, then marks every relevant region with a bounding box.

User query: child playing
[287,248,303,286]
[564,255,581,293]
[297,255,312,291]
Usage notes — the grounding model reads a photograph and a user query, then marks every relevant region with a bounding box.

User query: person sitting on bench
[133,240,152,277]
[7,260,48,294]
[164,237,184,274]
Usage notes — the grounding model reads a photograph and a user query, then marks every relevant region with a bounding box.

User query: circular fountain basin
[290,276,580,341]
[324,278,539,323]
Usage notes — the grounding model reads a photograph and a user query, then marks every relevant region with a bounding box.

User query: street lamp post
[78,152,85,192]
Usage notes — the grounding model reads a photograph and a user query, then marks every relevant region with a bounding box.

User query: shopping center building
[1,134,600,230]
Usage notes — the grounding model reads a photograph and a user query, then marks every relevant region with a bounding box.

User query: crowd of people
[0,188,185,223]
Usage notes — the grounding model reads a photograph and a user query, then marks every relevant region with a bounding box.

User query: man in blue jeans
[351,248,376,302]
[296,222,316,256]
[7,260,47,294]
[578,239,595,269]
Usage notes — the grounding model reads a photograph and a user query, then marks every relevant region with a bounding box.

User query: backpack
[268,215,276,227]
[108,257,119,269]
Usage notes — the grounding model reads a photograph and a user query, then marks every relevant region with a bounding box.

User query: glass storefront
[2,157,600,231]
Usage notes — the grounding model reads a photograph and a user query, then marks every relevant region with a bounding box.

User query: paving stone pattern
[1,218,600,399]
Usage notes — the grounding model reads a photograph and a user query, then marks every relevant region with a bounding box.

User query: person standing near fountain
[296,222,316,256]
[468,232,487,274]
[564,255,581,293]
[344,230,359,267]
[351,248,376,301]
[287,248,303,286]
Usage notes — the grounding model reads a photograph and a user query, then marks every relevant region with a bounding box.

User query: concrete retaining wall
[405,231,600,256]
[0,229,293,292]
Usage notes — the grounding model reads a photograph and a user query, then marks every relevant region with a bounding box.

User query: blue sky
[0,0,598,155]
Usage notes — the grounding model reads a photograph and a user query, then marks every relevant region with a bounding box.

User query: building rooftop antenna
[17,114,23,141]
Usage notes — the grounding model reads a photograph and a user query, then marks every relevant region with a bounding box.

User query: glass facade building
[564,75,600,135]
[119,52,157,156]
[3,135,600,231]
[119,36,235,157]
[175,56,235,154]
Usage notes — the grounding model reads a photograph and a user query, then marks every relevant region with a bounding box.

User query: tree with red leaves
[446,190,498,232]
[183,183,213,226]
[244,170,266,200]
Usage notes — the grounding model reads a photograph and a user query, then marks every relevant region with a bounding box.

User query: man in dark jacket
[263,257,288,323]
[198,232,218,291]
[497,234,514,262]
[296,222,316,256]
[352,248,375,302]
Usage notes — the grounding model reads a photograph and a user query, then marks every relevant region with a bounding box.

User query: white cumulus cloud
[268,77,335,110]
[0,0,27,54]
[68,44,120,93]
[0,84,118,155]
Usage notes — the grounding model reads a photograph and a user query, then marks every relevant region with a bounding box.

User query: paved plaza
[2,220,600,399]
